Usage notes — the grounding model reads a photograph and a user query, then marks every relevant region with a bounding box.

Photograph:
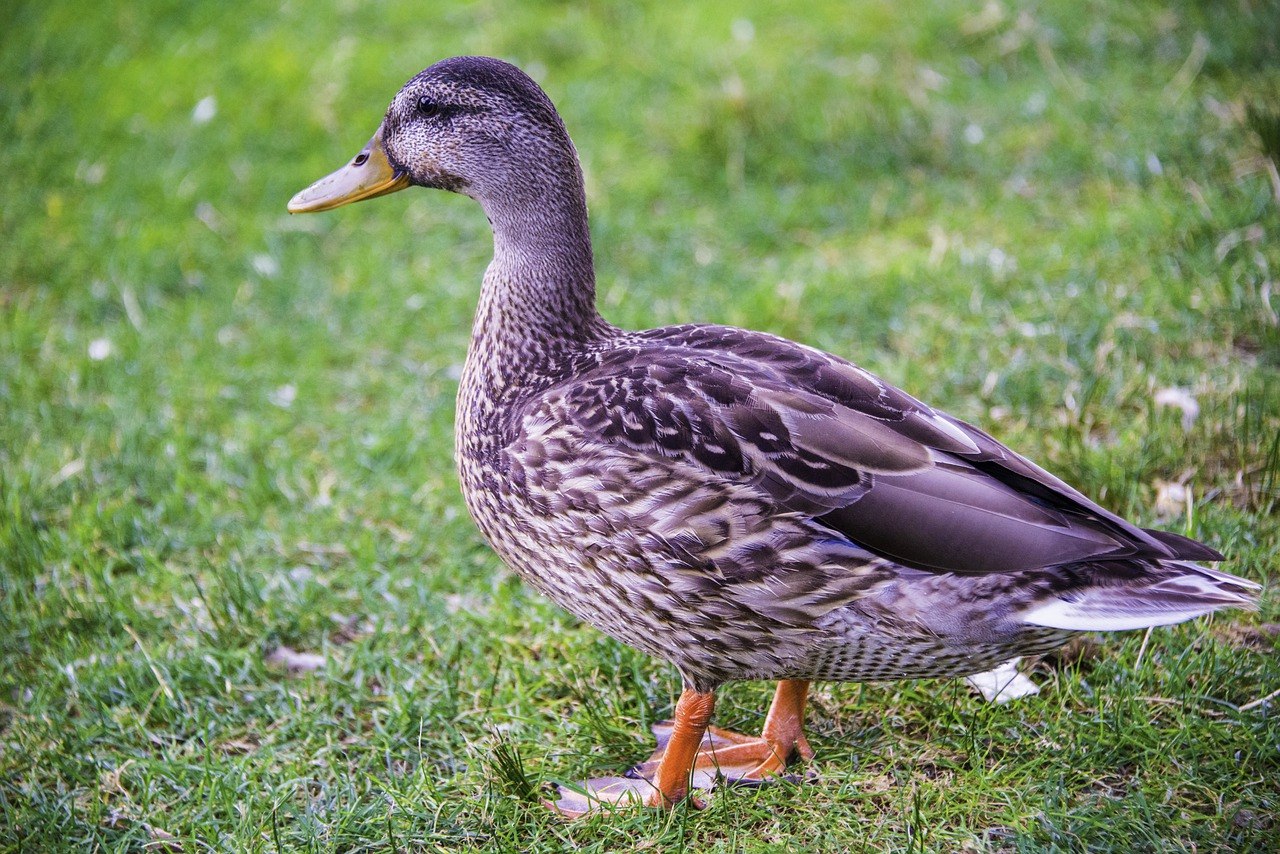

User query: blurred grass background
[2,0,1279,850]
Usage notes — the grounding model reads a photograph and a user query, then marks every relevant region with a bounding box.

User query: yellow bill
[288,123,411,213]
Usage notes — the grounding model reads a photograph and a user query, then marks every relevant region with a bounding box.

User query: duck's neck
[464,163,610,398]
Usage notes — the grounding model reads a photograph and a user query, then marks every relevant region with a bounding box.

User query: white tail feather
[1021,564,1260,632]
[1020,601,1229,632]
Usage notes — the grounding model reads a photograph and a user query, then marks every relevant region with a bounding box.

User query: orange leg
[645,688,717,807]
[669,679,813,781]
[551,680,813,817]
[759,678,814,768]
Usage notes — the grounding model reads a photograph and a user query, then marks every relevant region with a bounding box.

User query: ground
[2,1,1278,851]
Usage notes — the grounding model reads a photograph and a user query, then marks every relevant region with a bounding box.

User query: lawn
[2,0,1278,850]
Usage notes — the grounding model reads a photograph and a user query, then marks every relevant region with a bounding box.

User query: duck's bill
[287,124,411,213]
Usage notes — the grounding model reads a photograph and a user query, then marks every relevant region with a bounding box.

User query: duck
[288,56,1260,815]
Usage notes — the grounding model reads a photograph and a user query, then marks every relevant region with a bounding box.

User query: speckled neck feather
[473,133,607,360]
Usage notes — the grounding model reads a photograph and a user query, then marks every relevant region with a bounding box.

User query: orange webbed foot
[549,681,814,817]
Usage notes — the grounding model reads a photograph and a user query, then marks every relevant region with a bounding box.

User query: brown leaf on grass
[1084,767,1137,800]
[264,645,325,674]
[329,614,371,645]
[218,737,260,755]
[1215,622,1280,651]
[857,772,895,794]
[101,810,182,853]
[1232,808,1272,831]
[145,825,182,852]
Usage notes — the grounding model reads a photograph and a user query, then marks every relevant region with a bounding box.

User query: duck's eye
[416,96,443,117]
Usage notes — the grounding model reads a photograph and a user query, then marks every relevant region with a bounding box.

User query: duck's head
[288,56,579,215]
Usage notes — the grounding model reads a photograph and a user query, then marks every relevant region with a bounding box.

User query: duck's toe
[549,775,656,817]
[549,774,708,817]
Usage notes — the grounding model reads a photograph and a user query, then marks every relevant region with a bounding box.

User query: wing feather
[516,325,1220,576]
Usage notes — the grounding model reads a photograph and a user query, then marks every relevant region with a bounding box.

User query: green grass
[2,0,1279,850]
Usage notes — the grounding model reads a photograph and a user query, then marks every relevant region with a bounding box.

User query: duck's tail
[1020,562,1261,632]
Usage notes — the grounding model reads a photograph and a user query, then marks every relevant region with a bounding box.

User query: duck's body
[289,56,1259,814]
[458,319,1079,690]
[457,311,1242,690]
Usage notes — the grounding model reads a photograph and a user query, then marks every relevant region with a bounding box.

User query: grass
[2,0,1278,850]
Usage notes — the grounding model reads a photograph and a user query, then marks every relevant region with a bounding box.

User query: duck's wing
[517,325,1220,576]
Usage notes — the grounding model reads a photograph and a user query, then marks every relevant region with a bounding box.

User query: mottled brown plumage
[289,56,1260,813]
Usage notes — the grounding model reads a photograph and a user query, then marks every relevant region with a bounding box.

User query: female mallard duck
[289,56,1260,814]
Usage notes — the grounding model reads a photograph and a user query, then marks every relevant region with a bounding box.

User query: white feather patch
[965,658,1040,703]
[1021,566,1259,632]
[1020,599,1223,632]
